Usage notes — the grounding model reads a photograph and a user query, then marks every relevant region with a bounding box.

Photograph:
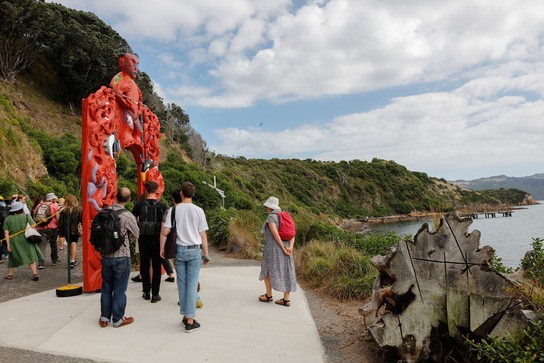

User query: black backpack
[138,200,163,236]
[90,208,127,254]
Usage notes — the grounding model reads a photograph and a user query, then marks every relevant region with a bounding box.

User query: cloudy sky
[51,0,544,180]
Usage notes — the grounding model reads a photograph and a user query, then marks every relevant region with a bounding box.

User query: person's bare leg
[283,292,290,301]
[264,275,272,297]
[70,242,77,262]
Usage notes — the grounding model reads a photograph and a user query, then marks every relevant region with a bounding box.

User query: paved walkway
[0,264,324,362]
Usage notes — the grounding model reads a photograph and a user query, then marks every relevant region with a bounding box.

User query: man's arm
[159,226,170,259]
[200,231,209,265]
[125,214,140,239]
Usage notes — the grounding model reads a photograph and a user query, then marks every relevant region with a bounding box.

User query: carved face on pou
[119,53,139,79]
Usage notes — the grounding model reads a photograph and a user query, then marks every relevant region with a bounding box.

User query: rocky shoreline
[339,200,540,234]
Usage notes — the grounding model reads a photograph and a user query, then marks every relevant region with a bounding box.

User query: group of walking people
[1,192,83,281]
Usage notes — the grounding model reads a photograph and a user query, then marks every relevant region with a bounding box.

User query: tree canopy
[0,0,54,82]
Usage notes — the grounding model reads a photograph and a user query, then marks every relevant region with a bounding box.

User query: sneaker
[131,275,142,282]
[184,319,200,333]
[151,295,161,303]
[165,276,175,282]
[52,260,61,265]
[70,261,76,269]
[38,262,45,270]
[142,292,151,300]
[98,319,108,328]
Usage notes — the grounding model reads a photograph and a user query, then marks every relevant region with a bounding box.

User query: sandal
[275,298,291,307]
[32,274,39,281]
[4,275,13,280]
[259,293,273,302]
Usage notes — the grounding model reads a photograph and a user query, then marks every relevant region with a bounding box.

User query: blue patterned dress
[259,210,297,292]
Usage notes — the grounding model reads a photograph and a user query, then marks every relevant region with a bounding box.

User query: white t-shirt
[163,203,208,246]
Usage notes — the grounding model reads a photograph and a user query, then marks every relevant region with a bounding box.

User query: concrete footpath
[0,265,324,362]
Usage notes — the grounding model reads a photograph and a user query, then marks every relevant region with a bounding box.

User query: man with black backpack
[132,181,167,303]
[98,187,139,328]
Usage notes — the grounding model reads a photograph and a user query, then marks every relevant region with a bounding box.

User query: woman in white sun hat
[258,196,297,307]
[3,202,44,281]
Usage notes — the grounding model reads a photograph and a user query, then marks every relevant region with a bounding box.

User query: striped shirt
[102,204,139,259]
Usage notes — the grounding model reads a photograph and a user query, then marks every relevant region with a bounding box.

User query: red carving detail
[81,53,163,292]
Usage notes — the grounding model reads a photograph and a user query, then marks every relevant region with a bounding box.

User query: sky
[49,0,544,180]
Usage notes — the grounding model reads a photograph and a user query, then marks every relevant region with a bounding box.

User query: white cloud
[52,0,544,108]
[163,0,544,107]
[210,65,544,178]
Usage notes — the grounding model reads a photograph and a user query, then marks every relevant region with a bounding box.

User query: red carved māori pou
[81,53,164,292]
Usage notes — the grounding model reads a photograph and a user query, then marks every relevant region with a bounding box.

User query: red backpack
[276,211,296,241]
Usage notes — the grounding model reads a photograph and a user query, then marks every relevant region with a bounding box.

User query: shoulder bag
[164,207,177,259]
[25,216,42,244]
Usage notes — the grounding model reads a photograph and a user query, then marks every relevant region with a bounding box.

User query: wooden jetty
[459,210,513,219]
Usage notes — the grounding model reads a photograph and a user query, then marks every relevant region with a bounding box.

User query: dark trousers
[139,236,161,296]
[38,228,59,263]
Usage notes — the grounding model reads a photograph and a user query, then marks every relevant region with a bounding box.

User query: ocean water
[370,202,544,267]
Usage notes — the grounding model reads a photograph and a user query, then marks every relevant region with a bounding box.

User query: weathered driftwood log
[365,213,539,362]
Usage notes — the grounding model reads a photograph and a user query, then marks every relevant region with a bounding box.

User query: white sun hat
[263,196,280,210]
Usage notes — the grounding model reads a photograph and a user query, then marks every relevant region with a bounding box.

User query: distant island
[451,173,544,200]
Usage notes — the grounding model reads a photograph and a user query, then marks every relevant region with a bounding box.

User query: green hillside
[206,156,525,217]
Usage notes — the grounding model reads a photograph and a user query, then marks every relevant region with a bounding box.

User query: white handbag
[25,220,42,244]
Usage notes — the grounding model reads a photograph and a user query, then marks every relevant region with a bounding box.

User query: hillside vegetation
[207,155,530,218]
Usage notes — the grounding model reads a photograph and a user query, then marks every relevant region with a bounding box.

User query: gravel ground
[0,244,381,362]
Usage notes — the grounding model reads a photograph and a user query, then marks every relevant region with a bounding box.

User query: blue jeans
[174,246,201,319]
[100,257,131,326]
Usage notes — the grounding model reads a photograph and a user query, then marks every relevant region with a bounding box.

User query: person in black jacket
[132,181,167,303]
[57,194,82,269]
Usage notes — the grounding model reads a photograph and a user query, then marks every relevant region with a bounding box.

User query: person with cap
[34,192,61,269]
[2,201,44,280]
[258,196,297,307]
